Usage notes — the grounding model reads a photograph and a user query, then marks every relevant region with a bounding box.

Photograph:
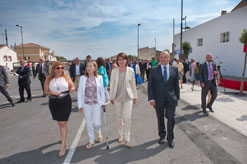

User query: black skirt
[48,94,72,121]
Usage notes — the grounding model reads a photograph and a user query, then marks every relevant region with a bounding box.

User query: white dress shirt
[75,64,80,75]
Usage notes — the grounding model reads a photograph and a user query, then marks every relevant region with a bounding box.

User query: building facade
[0,45,18,70]
[174,2,247,77]
[139,47,161,60]
[14,43,55,62]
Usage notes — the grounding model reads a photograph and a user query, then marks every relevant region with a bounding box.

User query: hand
[52,91,61,96]
[133,99,136,104]
[79,108,83,112]
[19,76,23,79]
[150,101,156,108]
[201,83,205,88]
[213,71,218,75]
[69,88,74,94]
[5,84,9,88]
[110,99,114,105]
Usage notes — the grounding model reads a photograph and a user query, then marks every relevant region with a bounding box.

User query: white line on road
[63,118,86,164]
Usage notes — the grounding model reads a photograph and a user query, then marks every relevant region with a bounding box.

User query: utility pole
[5,29,8,46]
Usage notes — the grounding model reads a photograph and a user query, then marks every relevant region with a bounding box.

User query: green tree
[182,41,191,59]
[56,56,67,61]
[164,49,170,53]
[128,55,138,60]
[239,29,247,95]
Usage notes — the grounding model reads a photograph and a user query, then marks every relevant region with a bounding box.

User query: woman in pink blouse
[77,61,105,150]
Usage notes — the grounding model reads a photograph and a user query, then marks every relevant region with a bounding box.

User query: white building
[174,1,247,77]
[0,45,18,71]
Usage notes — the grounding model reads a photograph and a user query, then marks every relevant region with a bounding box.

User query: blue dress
[98,66,109,87]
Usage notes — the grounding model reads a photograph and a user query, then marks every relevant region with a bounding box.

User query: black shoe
[207,106,214,113]
[168,140,174,149]
[10,101,15,107]
[158,138,165,144]
[202,108,207,113]
[26,99,32,102]
[17,100,24,103]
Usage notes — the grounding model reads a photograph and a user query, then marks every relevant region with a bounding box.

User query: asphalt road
[0,76,246,164]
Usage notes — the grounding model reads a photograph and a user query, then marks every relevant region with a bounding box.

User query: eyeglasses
[55,67,64,70]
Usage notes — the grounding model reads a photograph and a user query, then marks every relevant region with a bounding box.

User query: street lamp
[16,24,25,59]
[137,23,141,58]
[180,0,191,59]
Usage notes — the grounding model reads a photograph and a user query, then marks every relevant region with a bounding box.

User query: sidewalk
[142,82,247,137]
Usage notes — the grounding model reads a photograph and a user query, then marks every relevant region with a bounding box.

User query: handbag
[137,76,143,85]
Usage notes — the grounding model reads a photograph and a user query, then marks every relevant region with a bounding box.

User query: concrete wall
[139,47,159,60]
[174,6,247,77]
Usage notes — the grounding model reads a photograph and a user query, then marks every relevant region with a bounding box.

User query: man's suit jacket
[106,62,112,72]
[77,75,105,108]
[139,62,145,72]
[70,63,85,82]
[0,65,9,87]
[110,67,137,100]
[148,64,180,106]
[34,63,49,80]
[199,62,217,85]
[16,66,31,85]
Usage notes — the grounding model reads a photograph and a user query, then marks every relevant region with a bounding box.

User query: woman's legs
[122,100,133,143]
[115,101,124,140]
[92,104,102,141]
[57,121,68,157]
[83,104,95,143]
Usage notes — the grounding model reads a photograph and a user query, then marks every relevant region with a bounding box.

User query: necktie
[208,63,213,80]
[163,66,167,82]
[40,64,43,74]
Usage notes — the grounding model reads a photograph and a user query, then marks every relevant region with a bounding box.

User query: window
[221,32,230,43]
[8,56,12,61]
[3,56,7,61]
[197,38,203,46]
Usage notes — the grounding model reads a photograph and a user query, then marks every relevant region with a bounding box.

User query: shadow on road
[71,139,165,164]
[0,141,62,164]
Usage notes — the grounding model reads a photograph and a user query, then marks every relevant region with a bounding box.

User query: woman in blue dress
[96,57,109,102]
[132,60,140,85]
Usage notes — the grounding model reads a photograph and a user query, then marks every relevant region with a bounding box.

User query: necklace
[55,77,61,91]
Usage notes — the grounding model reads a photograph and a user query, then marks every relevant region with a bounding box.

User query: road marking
[63,118,86,164]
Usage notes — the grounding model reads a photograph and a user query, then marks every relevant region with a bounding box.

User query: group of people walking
[0,51,219,159]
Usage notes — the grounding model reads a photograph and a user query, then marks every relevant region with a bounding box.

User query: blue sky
[0,0,241,60]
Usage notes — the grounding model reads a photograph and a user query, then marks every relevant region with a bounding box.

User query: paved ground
[0,77,247,164]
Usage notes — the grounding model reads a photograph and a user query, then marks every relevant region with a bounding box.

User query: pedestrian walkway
[141,82,247,137]
[180,83,247,137]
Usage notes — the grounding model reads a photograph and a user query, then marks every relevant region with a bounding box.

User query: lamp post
[137,23,141,58]
[16,24,24,59]
[180,0,191,59]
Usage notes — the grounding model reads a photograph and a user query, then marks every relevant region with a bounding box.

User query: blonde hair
[85,61,98,77]
[46,61,70,84]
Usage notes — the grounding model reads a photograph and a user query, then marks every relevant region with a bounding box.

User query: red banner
[244,45,247,53]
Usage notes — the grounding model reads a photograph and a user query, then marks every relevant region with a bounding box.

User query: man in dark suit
[145,59,152,81]
[148,51,180,148]
[16,60,32,103]
[33,57,49,96]
[199,53,218,113]
[0,65,14,107]
[70,57,85,90]
[139,59,146,82]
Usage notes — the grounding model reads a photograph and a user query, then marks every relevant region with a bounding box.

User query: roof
[231,0,247,12]
[0,44,7,49]
[15,43,50,50]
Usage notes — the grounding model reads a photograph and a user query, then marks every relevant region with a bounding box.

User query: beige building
[139,47,161,60]
[14,43,56,62]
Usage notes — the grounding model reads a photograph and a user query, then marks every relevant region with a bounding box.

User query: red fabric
[244,45,247,53]
[219,78,247,91]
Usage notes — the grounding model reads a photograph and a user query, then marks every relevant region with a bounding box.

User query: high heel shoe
[58,146,66,158]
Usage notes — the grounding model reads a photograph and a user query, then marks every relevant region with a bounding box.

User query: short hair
[85,61,98,77]
[116,52,128,67]
[86,55,91,59]
[96,57,106,68]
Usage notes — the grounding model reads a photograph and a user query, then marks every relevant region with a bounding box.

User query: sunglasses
[55,67,64,70]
